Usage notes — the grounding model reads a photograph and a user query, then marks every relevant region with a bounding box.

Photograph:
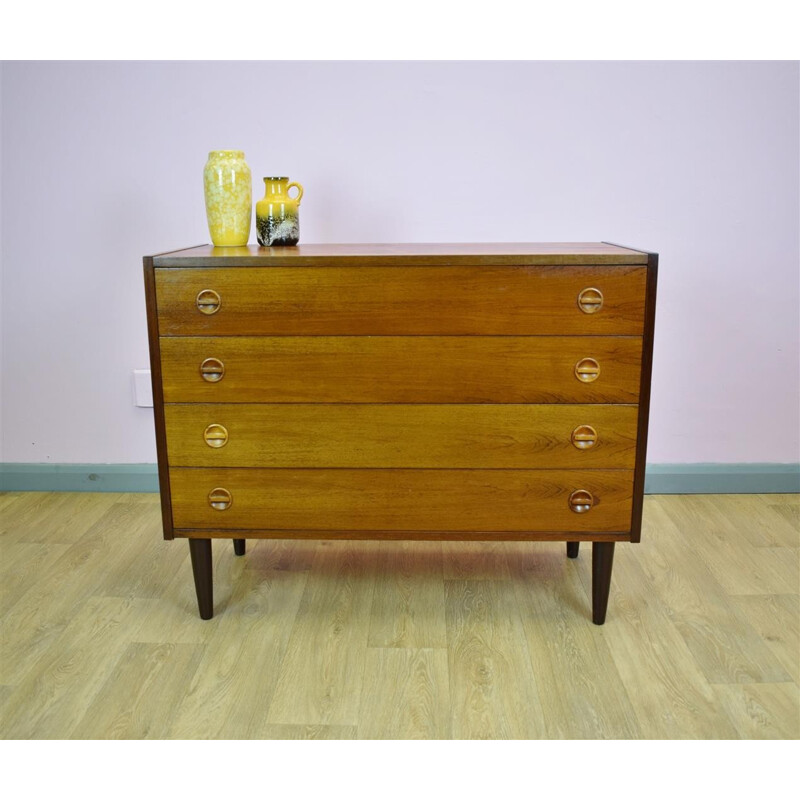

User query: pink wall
[1,61,798,464]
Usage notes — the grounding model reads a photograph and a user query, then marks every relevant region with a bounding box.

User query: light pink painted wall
[1,61,798,464]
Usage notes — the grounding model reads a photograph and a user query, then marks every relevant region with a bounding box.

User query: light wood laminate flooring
[1,492,797,739]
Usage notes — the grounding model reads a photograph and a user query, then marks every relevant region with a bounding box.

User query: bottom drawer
[169,468,634,533]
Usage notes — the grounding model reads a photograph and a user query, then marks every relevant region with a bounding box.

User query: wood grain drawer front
[160,336,643,404]
[164,404,638,469]
[155,266,646,336]
[169,468,634,532]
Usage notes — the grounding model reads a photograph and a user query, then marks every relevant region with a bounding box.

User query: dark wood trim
[630,252,658,542]
[143,256,174,540]
[188,539,214,620]
[592,541,616,625]
[171,528,631,542]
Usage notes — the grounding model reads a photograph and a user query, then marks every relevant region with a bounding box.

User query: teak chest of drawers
[144,243,658,623]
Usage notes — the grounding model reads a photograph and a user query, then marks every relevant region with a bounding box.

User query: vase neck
[262,177,290,198]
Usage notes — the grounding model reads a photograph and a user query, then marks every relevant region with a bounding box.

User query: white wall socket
[133,370,153,407]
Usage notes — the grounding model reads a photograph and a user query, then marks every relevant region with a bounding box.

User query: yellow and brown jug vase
[256,177,303,246]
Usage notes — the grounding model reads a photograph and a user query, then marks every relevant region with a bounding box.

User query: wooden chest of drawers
[144,243,657,623]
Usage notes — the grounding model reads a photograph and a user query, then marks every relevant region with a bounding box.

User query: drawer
[160,336,643,404]
[155,266,646,336]
[169,468,634,532]
[164,404,638,469]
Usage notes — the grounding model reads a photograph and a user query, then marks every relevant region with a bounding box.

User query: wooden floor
[0,491,797,739]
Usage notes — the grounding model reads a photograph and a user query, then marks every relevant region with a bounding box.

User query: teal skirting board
[1,463,799,494]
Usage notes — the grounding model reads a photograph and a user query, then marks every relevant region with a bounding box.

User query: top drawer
[155,266,646,336]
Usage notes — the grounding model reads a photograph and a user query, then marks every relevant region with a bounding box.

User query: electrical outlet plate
[133,369,153,407]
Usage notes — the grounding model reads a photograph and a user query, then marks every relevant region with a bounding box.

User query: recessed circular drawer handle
[208,487,232,511]
[569,489,594,514]
[571,425,598,449]
[203,424,229,448]
[196,289,221,315]
[200,358,225,382]
[577,287,604,314]
[574,357,600,382]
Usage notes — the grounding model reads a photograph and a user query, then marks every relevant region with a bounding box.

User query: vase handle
[287,182,304,204]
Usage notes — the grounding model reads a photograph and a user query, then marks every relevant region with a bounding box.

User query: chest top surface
[150,242,651,267]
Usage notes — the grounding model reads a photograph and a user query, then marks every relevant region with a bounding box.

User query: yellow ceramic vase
[256,177,303,246]
[203,150,252,246]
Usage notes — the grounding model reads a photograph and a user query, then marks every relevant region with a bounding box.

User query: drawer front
[155,266,646,336]
[160,336,643,404]
[169,468,634,532]
[164,404,638,469]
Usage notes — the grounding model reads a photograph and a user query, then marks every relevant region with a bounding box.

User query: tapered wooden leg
[188,539,213,620]
[233,539,246,556]
[592,542,615,625]
[566,541,580,559]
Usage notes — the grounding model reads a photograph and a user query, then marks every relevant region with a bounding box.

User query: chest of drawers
[144,243,657,623]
